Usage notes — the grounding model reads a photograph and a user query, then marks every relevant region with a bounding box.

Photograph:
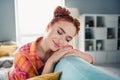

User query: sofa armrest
[54,56,118,80]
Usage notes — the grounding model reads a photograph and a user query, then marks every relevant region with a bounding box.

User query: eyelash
[57,30,62,35]
[66,39,70,42]
[57,29,70,42]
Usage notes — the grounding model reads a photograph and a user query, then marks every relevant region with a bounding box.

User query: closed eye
[66,39,70,42]
[57,28,63,35]
[57,27,73,42]
[66,37,72,42]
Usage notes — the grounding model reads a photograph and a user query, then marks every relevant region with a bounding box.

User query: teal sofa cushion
[54,56,118,80]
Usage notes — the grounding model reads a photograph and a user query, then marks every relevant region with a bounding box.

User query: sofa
[0,55,119,80]
[54,56,119,80]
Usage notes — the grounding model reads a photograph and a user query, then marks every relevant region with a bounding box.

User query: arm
[72,49,94,64]
[41,46,73,74]
[77,50,94,64]
[42,46,94,74]
[41,59,55,74]
[63,45,94,64]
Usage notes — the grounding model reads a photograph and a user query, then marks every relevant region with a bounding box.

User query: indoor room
[0,0,120,80]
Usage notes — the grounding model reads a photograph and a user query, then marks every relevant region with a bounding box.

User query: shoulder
[19,42,32,52]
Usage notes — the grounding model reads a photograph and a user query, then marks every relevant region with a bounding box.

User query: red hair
[47,6,80,34]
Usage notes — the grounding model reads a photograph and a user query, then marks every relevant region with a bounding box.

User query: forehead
[55,20,76,37]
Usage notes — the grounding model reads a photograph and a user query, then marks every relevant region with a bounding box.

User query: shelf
[105,15,118,27]
[105,39,117,51]
[94,27,106,39]
[80,14,120,52]
[118,40,120,50]
[118,16,120,28]
[85,28,94,39]
[117,16,120,50]
[97,16,105,27]
[85,16,95,27]
[85,40,94,51]
[96,40,104,51]
[118,28,120,39]
[79,14,120,64]
[107,28,116,39]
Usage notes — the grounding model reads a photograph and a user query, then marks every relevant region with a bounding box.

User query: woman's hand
[59,45,94,64]
[42,45,94,74]
[48,44,94,64]
[42,45,74,74]
[72,49,94,64]
[47,45,74,64]
[49,44,94,64]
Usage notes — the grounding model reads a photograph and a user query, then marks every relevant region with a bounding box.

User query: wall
[65,0,120,14]
[0,0,119,42]
[0,0,16,41]
[65,0,120,64]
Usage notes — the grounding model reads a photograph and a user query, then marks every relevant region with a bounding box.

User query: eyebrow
[59,27,73,39]
[59,27,65,33]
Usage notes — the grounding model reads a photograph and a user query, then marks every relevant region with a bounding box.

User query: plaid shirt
[8,37,44,80]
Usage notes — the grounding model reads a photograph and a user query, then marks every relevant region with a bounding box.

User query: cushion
[54,56,118,80]
[0,44,17,57]
[27,71,62,80]
[0,48,9,57]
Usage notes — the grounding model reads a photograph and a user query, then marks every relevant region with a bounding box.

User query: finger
[53,48,73,58]
[61,45,73,50]
[59,47,73,53]
[63,53,76,57]
[65,45,73,49]
[91,56,94,64]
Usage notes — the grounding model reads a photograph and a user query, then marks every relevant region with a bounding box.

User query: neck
[37,38,53,62]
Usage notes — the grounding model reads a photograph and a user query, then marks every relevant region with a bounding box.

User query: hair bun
[54,6,70,17]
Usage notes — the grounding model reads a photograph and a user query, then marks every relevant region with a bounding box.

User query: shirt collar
[30,37,43,55]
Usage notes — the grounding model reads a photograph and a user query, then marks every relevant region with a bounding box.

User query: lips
[52,40,60,48]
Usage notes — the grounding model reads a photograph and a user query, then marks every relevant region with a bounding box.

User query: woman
[8,6,94,80]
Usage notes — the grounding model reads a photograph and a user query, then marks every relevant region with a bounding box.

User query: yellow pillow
[0,45,17,57]
[27,71,62,80]
[0,49,9,57]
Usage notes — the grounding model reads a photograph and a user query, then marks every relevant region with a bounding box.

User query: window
[15,0,64,45]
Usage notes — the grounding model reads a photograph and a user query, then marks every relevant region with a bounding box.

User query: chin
[50,42,59,51]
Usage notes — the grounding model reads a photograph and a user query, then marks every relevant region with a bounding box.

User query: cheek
[46,30,58,44]
[46,29,56,38]
[49,30,59,39]
[49,33,57,39]
[62,42,69,47]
